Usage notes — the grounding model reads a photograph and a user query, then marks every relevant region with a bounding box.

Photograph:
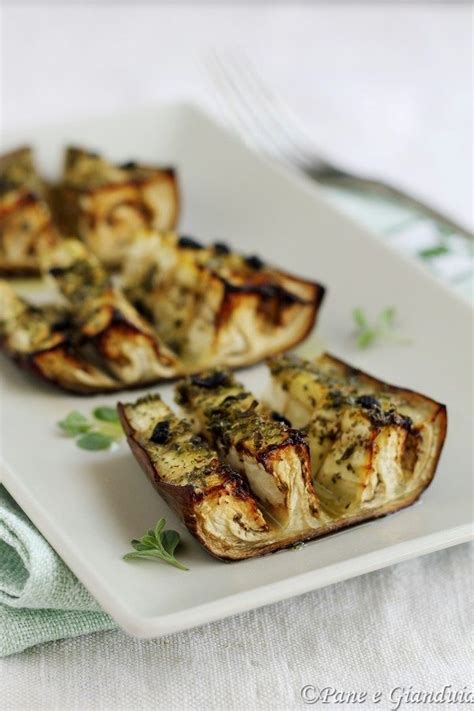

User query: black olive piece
[213,242,231,255]
[244,254,265,270]
[178,236,204,250]
[49,266,67,278]
[271,411,292,428]
[150,420,171,445]
[328,390,345,408]
[0,178,17,194]
[120,161,138,170]
[190,434,205,447]
[258,284,277,299]
[355,395,380,410]
[190,371,231,389]
[52,317,73,332]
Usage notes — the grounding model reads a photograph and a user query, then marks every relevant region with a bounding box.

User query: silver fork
[206,51,472,240]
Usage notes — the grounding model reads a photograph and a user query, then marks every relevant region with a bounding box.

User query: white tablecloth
[0,3,472,709]
[2,544,472,710]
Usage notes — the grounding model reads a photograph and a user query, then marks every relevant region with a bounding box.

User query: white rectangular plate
[0,104,472,638]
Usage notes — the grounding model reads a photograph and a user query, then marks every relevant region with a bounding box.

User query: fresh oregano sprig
[123,518,188,571]
[58,406,123,451]
[352,307,410,349]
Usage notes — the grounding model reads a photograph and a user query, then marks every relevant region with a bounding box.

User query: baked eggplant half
[53,147,179,267]
[266,354,447,518]
[121,232,325,369]
[0,147,60,276]
[120,359,446,561]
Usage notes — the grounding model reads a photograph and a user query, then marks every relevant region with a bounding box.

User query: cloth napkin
[0,487,115,657]
[0,182,472,658]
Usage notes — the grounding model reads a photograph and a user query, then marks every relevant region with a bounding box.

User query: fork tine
[207,51,302,164]
[226,52,318,166]
[204,53,261,147]
[205,51,275,155]
[222,52,308,164]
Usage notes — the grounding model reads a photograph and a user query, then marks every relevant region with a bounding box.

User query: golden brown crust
[122,233,325,370]
[320,353,448,500]
[52,147,179,267]
[0,147,61,277]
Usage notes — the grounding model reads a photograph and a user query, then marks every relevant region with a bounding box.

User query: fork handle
[306,169,473,240]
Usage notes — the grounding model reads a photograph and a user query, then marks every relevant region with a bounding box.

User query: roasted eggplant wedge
[118,395,273,560]
[42,239,180,388]
[0,280,117,393]
[120,359,446,561]
[266,354,447,518]
[53,147,179,267]
[0,233,324,394]
[121,232,325,369]
[175,370,320,528]
[0,147,60,276]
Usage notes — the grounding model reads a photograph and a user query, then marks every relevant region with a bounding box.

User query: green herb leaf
[380,306,396,327]
[352,307,409,349]
[123,519,188,571]
[57,404,124,452]
[154,518,166,538]
[418,244,450,260]
[58,411,92,437]
[352,308,368,329]
[93,406,120,423]
[356,329,376,349]
[77,431,114,451]
[161,530,180,557]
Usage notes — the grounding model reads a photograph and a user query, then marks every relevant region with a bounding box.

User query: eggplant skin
[52,147,179,267]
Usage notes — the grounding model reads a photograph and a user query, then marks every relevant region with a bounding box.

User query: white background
[1,2,472,230]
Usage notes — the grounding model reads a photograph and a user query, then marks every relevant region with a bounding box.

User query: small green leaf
[77,431,113,451]
[352,306,409,349]
[123,518,188,571]
[353,308,368,329]
[161,530,180,556]
[418,244,450,260]
[58,411,91,437]
[123,550,188,570]
[154,518,166,539]
[93,406,120,423]
[141,534,157,549]
[380,306,396,327]
[356,329,376,349]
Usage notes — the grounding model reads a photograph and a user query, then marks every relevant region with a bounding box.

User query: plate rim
[0,101,472,638]
[1,455,472,638]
